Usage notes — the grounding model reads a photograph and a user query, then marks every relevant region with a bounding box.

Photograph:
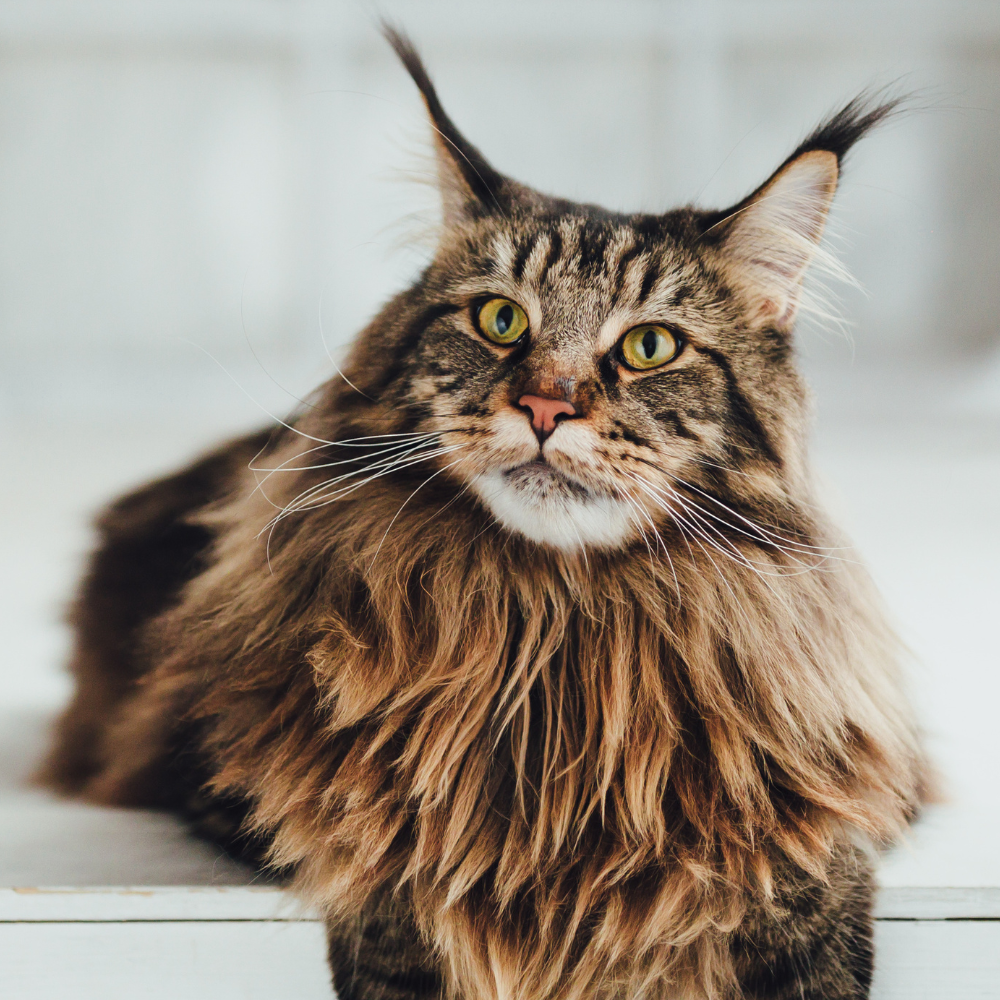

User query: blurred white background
[4,0,1000,427]
[0,0,998,893]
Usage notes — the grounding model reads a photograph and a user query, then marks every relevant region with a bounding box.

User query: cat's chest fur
[146,460,916,996]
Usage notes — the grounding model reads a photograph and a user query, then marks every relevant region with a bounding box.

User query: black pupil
[496,304,514,335]
[641,329,659,359]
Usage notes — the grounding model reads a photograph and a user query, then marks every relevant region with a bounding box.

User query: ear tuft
[382,23,509,225]
[705,93,902,330]
[789,92,903,169]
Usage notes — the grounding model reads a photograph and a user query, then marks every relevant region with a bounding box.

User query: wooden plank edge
[2,885,998,922]
[0,886,319,922]
[875,886,1000,920]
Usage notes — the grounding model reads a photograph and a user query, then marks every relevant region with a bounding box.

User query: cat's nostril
[518,395,578,437]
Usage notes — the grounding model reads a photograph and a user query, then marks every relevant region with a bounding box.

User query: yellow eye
[476,297,529,345]
[619,324,680,370]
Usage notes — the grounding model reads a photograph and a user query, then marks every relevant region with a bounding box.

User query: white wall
[2,0,1000,427]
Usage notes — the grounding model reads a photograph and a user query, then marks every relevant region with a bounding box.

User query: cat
[40,26,926,1000]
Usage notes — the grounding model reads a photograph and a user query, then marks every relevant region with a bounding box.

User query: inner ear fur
[383,23,511,226]
[711,149,839,330]
[702,93,902,331]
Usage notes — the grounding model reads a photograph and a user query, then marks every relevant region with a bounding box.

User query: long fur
[76,416,922,998]
[43,32,925,1000]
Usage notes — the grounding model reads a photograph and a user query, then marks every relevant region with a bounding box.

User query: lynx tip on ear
[705,91,905,330]
[381,21,509,223]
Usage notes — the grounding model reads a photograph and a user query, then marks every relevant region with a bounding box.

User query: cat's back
[38,427,275,801]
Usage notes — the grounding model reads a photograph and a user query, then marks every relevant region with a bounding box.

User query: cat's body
[41,30,924,1000]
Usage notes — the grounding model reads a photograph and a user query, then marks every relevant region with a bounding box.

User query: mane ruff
[120,431,925,1000]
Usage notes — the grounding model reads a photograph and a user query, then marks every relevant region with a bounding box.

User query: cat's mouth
[503,459,592,499]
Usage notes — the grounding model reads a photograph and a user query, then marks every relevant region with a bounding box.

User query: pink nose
[518,394,577,436]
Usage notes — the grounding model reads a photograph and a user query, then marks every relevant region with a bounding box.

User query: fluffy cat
[41,28,925,1000]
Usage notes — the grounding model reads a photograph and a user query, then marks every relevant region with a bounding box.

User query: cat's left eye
[618,325,681,371]
[476,297,529,345]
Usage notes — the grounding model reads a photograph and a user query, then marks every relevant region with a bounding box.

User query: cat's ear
[705,96,900,330]
[384,25,510,226]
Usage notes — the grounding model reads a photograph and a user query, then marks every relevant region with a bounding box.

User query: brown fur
[42,31,924,1000]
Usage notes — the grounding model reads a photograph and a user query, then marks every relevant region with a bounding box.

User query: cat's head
[340,29,896,554]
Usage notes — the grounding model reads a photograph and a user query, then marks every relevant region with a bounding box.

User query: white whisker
[179,339,370,450]
[630,470,840,574]
[367,456,467,571]
[673,476,851,556]
[252,434,438,477]
[620,490,657,575]
[259,440,466,571]
[670,490,841,575]
[260,439,440,518]
[621,486,681,603]
[627,474,783,597]
[318,291,374,401]
[270,444,461,523]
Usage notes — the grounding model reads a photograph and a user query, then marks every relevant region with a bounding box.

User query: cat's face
[344,33,892,554]
[406,209,802,551]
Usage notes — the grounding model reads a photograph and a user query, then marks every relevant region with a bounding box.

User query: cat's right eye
[476,297,529,345]
[618,324,681,371]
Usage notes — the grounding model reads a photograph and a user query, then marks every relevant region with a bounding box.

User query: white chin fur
[471,467,636,551]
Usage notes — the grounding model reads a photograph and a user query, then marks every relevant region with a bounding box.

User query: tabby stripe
[576,225,611,276]
[376,302,461,392]
[615,423,653,449]
[671,282,694,305]
[511,234,537,281]
[637,257,661,304]
[655,409,699,440]
[694,346,781,466]
[611,243,643,305]
[538,228,563,284]
[598,350,621,389]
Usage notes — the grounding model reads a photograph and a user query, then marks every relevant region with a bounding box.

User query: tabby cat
[41,28,925,1000]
